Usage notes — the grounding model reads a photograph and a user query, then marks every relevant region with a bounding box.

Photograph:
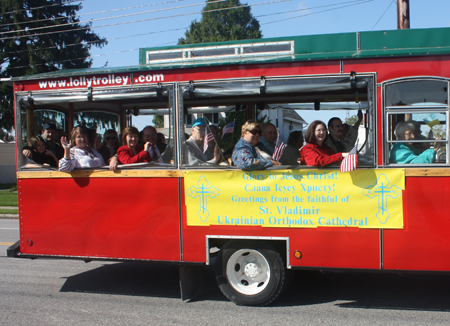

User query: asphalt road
[1,218,450,325]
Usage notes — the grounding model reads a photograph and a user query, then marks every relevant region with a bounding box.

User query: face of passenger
[404,128,420,145]
[126,133,139,149]
[142,127,157,146]
[243,127,262,146]
[262,124,277,144]
[36,141,45,154]
[105,133,117,146]
[41,128,56,143]
[328,119,344,140]
[191,125,206,144]
[314,124,327,145]
[75,133,88,149]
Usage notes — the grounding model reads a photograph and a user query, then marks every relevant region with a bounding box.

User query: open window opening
[180,74,375,169]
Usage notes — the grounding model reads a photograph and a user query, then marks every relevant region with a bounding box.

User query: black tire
[215,240,286,306]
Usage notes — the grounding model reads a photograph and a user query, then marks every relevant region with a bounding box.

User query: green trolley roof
[11,27,450,81]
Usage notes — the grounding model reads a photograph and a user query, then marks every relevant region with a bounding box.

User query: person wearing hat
[183,117,221,166]
[22,123,64,161]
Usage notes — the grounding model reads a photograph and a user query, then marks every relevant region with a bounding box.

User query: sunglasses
[248,129,262,136]
[106,137,117,141]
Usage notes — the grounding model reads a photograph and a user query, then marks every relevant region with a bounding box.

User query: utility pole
[397,0,410,29]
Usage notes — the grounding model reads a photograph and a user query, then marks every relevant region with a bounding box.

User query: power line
[263,0,373,25]
[1,0,85,15]
[371,0,395,31]
[0,0,290,41]
[1,0,224,35]
[0,0,186,28]
[257,0,371,19]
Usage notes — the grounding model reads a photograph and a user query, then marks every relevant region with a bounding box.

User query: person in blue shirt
[389,120,441,164]
[232,121,281,171]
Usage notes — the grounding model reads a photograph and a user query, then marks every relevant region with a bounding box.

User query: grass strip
[0,191,18,207]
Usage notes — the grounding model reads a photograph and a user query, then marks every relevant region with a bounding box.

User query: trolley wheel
[215,240,286,306]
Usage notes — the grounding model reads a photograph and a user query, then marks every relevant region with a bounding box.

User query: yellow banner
[185,169,405,229]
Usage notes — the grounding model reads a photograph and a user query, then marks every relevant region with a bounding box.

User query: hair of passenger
[305,120,327,144]
[142,125,157,134]
[241,121,262,137]
[157,132,166,144]
[287,130,303,147]
[327,117,341,128]
[121,126,139,145]
[70,126,89,146]
[102,129,119,147]
[394,121,417,140]
[28,135,46,151]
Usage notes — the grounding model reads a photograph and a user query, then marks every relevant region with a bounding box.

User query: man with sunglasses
[183,118,221,166]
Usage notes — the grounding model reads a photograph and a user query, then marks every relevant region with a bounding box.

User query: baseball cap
[192,118,208,127]
[43,123,57,130]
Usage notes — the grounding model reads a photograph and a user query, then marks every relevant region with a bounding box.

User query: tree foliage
[0,0,107,132]
[152,115,164,128]
[344,114,359,125]
[178,0,262,44]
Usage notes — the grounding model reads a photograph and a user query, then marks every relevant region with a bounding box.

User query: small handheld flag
[203,127,214,153]
[272,132,286,161]
[222,121,235,139]
[340,144,358,173]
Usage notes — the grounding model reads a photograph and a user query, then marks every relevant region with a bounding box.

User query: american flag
[203,127,215,153]
[272,132,286,161]
[221,121,235,139]
[340,144,358,173]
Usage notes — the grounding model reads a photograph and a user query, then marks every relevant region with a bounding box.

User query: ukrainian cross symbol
[363,174,402,224]
[186,175,220,222]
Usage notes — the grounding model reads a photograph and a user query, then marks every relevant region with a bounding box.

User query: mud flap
[179,265,209,301]
[7,240,20,257]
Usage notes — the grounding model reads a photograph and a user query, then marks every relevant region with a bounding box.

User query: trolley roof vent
[145,41,294,64]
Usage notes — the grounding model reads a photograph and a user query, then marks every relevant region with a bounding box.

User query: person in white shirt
[59,126,106,172]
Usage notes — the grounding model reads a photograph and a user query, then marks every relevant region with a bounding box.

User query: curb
[0,214,19,219]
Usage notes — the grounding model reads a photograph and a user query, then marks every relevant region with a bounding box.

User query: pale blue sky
[77,0,450,68]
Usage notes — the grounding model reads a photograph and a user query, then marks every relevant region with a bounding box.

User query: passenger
[232,121,281,171]
[280,130,303,165]
[23,123,64,160]
[27,135,58,167]
[183,118,221,165]
[59,126,106,172]
[117,126,152,164]
[300,120,349,167]
[157,132,166,145]
[256,122,277,156]
[389,121,441,164]
[98,129,120,170]
[85,128,102,151]
[325,110,363,153]
[55,129,67,145]
[141,126,166,163]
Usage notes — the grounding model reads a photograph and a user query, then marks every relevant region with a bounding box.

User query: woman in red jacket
[117,126,151,164]
[300,120,349,167]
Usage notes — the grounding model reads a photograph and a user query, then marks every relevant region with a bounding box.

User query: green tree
[152,115,164,128]
[344,114,359,125]
[178,0,262,44]
[0,0,107,131]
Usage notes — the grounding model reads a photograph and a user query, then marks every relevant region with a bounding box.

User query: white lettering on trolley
[38,75,130,89]
[135,74,165,83]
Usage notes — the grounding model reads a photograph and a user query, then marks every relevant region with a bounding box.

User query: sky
[76,0,450,68]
